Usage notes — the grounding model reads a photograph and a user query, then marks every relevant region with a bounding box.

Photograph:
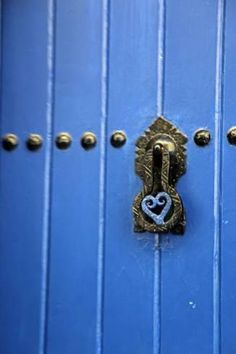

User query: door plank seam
[213,0,226,353]
[153,0,166,353]
[39,1,56,353]
[96,1,110,353]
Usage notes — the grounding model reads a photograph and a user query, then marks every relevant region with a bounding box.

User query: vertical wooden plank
[160,1,218,353]
[213,1,225,353]
[0,1,50,353]
[102,1,160,353]
[153,1,165,352]
[45,1,103,353]
[221,0,236,352]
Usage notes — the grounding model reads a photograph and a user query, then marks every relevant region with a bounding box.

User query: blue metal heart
[141,192,172,225]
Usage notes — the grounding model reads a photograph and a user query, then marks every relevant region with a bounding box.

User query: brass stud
[194,129,211,147]
[227,127,236,145]
[110,130,127,148]
[81,132,97,150]
[27,134,43,151]
[56,132,72,149]
[2,134,19,151]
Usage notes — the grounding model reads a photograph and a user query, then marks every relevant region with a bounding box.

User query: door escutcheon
[133,116,187,235]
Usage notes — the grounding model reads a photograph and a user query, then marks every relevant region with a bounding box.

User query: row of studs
[194,128,236,146]
[2,128,236,151]
[1,131,127,151]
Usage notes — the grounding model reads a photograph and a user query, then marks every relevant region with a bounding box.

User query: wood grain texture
[0,1,234,353]
[102,1,160,353]
[0,1,50,353]
[221,1,236,353]
[161,1,218,353]
[45,1,104,353]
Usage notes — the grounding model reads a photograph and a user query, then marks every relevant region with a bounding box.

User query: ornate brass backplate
[133,116,187,235]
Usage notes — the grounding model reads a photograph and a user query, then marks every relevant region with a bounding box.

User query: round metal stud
[110,130,127,148]
[27,134,43,151]
[227,127,236,145]
[2,134,19,151]
[81,132,97,150]
[56,132,72,149]
[194,129,211,147]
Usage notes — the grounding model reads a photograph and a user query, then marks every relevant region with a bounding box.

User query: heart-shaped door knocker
[133,116,187,235]
[141,192,172,225]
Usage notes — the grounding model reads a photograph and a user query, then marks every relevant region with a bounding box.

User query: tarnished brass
[227,127,236,145]
[56,132,72,149]
[194,129,210,146]
[111,131,126,147]
[133,116,187,234]
[2,134,19,151]
[81,132,97,150]
[27,134,43,151]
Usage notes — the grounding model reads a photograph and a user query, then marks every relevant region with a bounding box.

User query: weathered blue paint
[221,1,236,353]
[102,1,160,353]
[161,1,219,353]
[0,1,51,353]
[0,1,234,354]
[45,1,104,353]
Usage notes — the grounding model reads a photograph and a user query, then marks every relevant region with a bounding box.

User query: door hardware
[27,134,43,151]
[81,132,97,150]
[227,127,236,145]
[110,131,127,148]
[133,117,187,234]
[2,134,19,151]
[194,129,211,146]
[56,133,72,149]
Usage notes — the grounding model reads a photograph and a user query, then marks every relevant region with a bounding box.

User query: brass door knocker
[133,117,187,235]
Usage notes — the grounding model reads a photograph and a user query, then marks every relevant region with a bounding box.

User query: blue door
[0,1,235,353]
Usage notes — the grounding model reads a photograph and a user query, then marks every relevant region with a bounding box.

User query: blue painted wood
[45,1,104,353]
[160,1,219,353]
[221,1,236,352]
[0,1,51,353]
[102,1,160,353]
[0,1,235,354]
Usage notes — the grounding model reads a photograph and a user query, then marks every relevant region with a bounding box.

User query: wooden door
[0,1,235,353]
